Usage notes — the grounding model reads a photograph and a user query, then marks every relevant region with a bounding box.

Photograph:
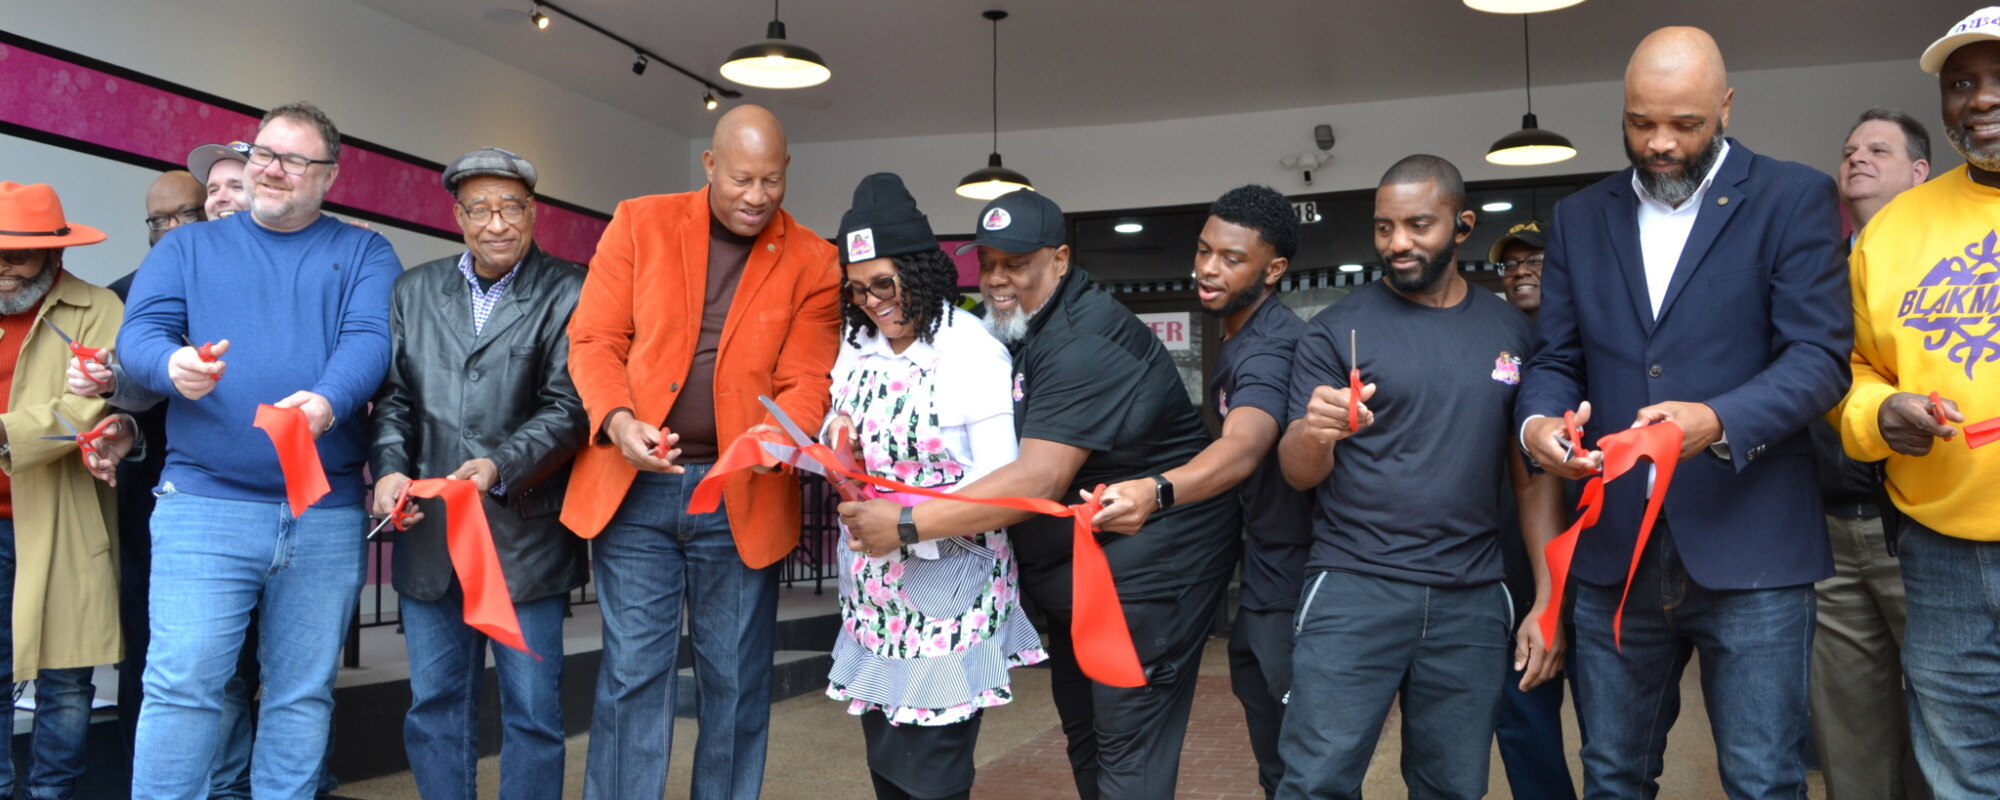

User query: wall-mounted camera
[1280,152,1335,186]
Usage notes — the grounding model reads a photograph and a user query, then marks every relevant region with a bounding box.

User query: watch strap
[1151,474,1175,511]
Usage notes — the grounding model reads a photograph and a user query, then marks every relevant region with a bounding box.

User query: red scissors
[1347,330,1362,433]
[650,425,672,460]
[367,483,417,540]
[182,334,223,380]
[1559,409,1596,467]
[42,318,108,385]
[38,409,117,466]
[1929,391,1951,426]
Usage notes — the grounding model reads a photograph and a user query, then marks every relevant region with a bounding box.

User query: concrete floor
[343,638,1826,799]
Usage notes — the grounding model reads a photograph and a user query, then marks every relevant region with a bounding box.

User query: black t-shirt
[1211,296,1314,612]
[1008,270,1239,601]
[1285,281,1533,587]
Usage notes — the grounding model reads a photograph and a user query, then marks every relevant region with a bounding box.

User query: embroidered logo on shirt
[983,209,1012,231]
[1897,230,2000,379]
[1491,351,1522,385]
[1217,388,1230,416]
[846,228,875,263]
[1012,372,1026,402]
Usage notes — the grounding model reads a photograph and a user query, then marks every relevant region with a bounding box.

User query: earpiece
[1455,219,1472,235]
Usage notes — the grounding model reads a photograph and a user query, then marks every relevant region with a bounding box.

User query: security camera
[1281,152,1334,186]
[1315,124,1335,151]
[1302,168,1316,185]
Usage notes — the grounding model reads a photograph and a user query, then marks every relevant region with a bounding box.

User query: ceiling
[351,0,1960,145]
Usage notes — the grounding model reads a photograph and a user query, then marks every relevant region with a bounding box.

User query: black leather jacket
[370,246,588,603]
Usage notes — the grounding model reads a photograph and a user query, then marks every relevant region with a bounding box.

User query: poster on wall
[1136,312,1193,352]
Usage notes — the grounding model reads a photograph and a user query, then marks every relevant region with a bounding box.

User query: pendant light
[1487,14,1576,166]
[1463,0,1585,12]
[957,10,1034,200]
[720,0,830,89]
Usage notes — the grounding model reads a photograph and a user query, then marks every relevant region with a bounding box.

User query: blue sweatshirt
[119,213,399,507]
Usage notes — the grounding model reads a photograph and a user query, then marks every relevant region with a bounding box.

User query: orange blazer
[564,187,841,568]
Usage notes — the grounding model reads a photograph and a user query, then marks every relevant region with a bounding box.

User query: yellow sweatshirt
[1838,164,2000,540]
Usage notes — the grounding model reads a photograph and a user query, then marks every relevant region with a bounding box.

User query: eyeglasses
[459,202,531,226]
[1500,255,1545,273]
[843,274,900,302]
[245,144,337,176]
[145,207,203,232]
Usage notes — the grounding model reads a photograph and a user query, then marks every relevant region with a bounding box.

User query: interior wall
[0,0,693,287]
[712,58,1950,238]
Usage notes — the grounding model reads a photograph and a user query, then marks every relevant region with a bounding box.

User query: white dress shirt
[1633,139,1732,318]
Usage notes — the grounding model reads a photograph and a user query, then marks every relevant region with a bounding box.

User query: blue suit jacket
[1516,140,1849,590]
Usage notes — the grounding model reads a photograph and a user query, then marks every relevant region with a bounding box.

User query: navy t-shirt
[1211,296,1314,612]
[1285,280,1533,587]
[1008,270,1240,601]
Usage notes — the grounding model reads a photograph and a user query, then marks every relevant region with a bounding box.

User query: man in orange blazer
[564,105,841,800]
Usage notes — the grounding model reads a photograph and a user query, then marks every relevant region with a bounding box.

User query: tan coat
[0,270,122,681]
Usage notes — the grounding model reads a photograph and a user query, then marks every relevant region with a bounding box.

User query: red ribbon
[403,478,534,656]
[689,433,1148,688]
[1536,421,1682,651]
[1965,417,2000,449]
[253,404,330,517]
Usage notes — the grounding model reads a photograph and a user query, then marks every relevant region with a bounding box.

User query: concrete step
[671,649,833,718]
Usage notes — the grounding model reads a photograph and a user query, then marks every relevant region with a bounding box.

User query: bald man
[1516,27,1848,798]
[143,171,204,245]
[565,105,840,800]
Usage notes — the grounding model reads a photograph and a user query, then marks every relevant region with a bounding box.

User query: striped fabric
[454,251,521,337]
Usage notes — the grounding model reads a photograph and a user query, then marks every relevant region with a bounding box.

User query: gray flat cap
[442,147,538,193]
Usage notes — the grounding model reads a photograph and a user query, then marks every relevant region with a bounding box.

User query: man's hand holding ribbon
[1632,400,1725,462]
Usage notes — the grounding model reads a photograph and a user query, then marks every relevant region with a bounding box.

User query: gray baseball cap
[441,147,538,193]
[187,141,251,184]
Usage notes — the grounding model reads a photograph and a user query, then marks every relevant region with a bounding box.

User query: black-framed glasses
[1501,255,1545,273]
[245,144,337,175]
[144,207,203,231]
[459,202,531,226]
[843,274,899,302]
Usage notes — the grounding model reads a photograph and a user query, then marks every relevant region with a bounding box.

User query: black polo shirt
[1285,281,1533,587]
[1008,269,1240,601]
[1211,295,1314,612]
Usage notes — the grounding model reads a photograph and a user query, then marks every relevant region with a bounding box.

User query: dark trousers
[1277,571,1511,800]
[860,711,980,800]
[1230,606,1294,799]
[1495,660,1575,800]
[1023,569,1229,800]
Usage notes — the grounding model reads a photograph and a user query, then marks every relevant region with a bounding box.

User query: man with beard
[1834,11,2000,795]
[118,101,400,800]
[1086,184,1310,799]
[1517,27,1848,798]
[1272,155,1563,800]
[841,189,1238,799]
[1813,107,1932,800]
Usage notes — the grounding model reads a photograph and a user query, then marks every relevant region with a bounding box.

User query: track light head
[703,90,719,111]
[632,52,648,75]
[529,5,550,30]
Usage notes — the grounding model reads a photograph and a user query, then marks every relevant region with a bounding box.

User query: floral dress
[825,311,1046,726]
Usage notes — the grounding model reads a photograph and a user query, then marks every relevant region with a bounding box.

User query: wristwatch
[1151,475,1176,511]
[897,505,920,545]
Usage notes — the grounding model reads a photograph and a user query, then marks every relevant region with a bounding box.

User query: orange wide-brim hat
[0,181,107,249]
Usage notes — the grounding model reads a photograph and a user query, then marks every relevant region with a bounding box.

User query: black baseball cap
[954,189,1065,255]
[1488,219,1549,263]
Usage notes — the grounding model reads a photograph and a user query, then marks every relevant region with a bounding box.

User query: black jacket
[371,247,588,603]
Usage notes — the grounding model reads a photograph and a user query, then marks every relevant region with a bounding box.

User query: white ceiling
[350,0,1962,145]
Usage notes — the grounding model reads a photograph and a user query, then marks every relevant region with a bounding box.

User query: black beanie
[837,172,938,266]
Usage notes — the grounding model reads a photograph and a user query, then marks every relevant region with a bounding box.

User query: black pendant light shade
[720,2,831,89]
[1487,15,1576,166]
[957,10,1034,199]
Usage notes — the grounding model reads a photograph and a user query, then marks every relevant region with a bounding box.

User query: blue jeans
[1495,659,1575,800]
[131,487,364,800]
[0,519,98,800]
[402,585,568,800]
[1570,523,1813,800]
[1898,518,2000,797]
[584,466,778,800]
[1276,571,1510,800]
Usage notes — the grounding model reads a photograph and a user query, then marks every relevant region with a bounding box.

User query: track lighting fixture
[529,4,550,30]
[632,52,648,75]
[704,90,719,111]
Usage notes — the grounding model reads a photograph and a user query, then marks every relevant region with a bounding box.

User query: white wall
[0,0,692,287]
[723,58,1951,237]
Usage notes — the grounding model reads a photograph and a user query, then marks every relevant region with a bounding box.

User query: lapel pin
[767,243,776,252]
[1716,196,1729,206]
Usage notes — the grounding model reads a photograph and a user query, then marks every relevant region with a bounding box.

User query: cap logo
[846,228,875,262]
[1509,221,1541,235]
[1954,14,2000,34]
[983,208,1012,231]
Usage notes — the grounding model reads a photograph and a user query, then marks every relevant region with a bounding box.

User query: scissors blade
[366,514,397,540]
[760,441,830,476]
[50,409,81,437]
[38,317,77,346]
[757,395,818,448]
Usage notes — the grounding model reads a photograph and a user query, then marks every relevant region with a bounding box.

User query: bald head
[703,104,791,237]
[146,170,205,246]
[1622,27,1733,207]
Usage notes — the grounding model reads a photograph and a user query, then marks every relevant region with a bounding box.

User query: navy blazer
[1516,140,1849,590]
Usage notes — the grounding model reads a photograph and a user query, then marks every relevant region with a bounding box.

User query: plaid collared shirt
[456,251,522,337]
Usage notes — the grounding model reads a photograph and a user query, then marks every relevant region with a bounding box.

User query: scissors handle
[1346,369,1362,432]
[1561,409,1591,463]
[649,426,672,460]
[1929,391,1951,426]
